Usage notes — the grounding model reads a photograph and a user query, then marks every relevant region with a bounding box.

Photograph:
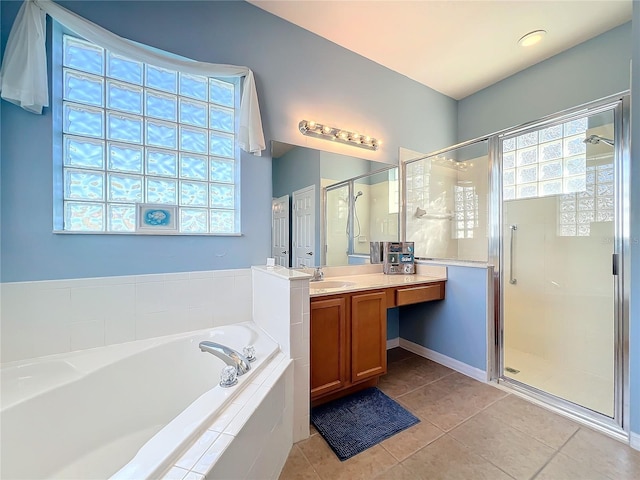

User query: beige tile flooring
[279,348,640,480]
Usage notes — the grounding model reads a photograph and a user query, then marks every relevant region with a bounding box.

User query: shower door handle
[509,225,517,285]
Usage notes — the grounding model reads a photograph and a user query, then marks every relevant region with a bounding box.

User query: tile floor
[279,348,640,480]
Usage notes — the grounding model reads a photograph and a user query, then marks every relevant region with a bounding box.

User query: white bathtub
[0,322,287,479]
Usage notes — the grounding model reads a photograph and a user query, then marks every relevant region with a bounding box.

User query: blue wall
[400,266,488,371]
[272,148,320,199]
[387,307,399,340]
[0,0,457,282]
[457,22,632,142]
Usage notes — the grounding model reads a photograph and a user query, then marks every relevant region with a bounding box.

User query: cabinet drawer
[396,283,444,306]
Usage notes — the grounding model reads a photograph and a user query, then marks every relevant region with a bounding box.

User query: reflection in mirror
[271,141,393,267]
[403,140,489,262]
[324,166,399,266]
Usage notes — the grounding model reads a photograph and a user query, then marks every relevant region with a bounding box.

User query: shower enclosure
[493,95,629,432]
[397,93,629,436]
[323,166,398,266]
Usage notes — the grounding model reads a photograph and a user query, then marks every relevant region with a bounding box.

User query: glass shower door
[501,108,617,417]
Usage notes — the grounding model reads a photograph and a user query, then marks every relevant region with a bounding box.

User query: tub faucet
[198,341,251,376]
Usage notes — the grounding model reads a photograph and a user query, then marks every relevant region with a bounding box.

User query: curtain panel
[0,0,266,155]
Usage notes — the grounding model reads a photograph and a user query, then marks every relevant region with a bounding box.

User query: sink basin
[309,280,356,290]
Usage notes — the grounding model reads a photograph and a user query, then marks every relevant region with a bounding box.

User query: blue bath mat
[311,387,419,461]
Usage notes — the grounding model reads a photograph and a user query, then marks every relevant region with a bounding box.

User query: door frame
[487,92,630,439]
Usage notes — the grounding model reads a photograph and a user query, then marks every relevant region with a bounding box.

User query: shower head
[354,191,363,201]
[584,134,614,147]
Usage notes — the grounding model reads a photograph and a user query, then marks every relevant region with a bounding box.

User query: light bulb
[308,121,316,129]
[322,125,332,135]
[518,30,546,47]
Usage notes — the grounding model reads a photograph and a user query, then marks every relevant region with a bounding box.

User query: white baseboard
[631,431,640,451]
[398,338,488,382]
[386,338,400,350]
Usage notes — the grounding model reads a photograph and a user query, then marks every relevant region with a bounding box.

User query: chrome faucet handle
[314,267,324,280]
[243,345,256,362]
[220,365,238,387]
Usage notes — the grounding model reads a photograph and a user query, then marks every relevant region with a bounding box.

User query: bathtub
[0,322,291,479]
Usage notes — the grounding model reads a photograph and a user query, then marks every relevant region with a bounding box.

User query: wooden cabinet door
[310,297,348,399]
[350,291,387,383]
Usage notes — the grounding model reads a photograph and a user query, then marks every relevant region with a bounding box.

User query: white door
[271,195,290,267]
[292,185,316,268]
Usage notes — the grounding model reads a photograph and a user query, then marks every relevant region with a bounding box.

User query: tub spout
[199,341,251,376]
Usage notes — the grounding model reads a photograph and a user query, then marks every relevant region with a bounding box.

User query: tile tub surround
[0,269,253,363]
[160,353,294,480]
[279,349,640,480]
[252,265,311,443]
[2,322,280,480]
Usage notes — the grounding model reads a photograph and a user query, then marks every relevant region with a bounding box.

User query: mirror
[271,141,399,267]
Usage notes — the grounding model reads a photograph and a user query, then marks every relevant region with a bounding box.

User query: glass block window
[557,163,614,236]
[61,35,238,234]
[453,185,478,239]
[502,118,588,201]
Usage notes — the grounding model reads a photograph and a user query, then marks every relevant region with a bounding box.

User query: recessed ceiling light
[518,30,547,47]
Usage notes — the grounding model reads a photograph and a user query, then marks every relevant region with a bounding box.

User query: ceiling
[248,0,632,100]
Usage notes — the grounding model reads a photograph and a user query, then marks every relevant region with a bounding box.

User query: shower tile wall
[0,269,253,363]
[503,196,614,414]
[405,156,488,262]
[369,180,399,244]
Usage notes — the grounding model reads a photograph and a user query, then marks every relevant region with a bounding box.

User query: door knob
[282,251,287,254]
[306,251,313,256]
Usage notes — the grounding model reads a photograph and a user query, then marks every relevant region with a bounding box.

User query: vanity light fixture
[430,155,470,171]
[298,120,380,151]
[518,30,546,47]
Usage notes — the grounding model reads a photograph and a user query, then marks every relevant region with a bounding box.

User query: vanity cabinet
[310,296,348,399]
[310,290,387,402]
[310,279,446,404]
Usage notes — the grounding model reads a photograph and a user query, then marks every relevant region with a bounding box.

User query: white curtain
[0,0,266,155]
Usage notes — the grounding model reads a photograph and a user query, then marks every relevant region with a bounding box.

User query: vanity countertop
[309,272,447,297]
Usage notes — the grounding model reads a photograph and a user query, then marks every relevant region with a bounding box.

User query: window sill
[52,230,243,237]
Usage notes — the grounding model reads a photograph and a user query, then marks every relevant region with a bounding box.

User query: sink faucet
[199,341,251,376]
[310,267,324,282]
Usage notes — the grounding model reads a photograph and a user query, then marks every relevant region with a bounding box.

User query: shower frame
[487,92,631,440]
